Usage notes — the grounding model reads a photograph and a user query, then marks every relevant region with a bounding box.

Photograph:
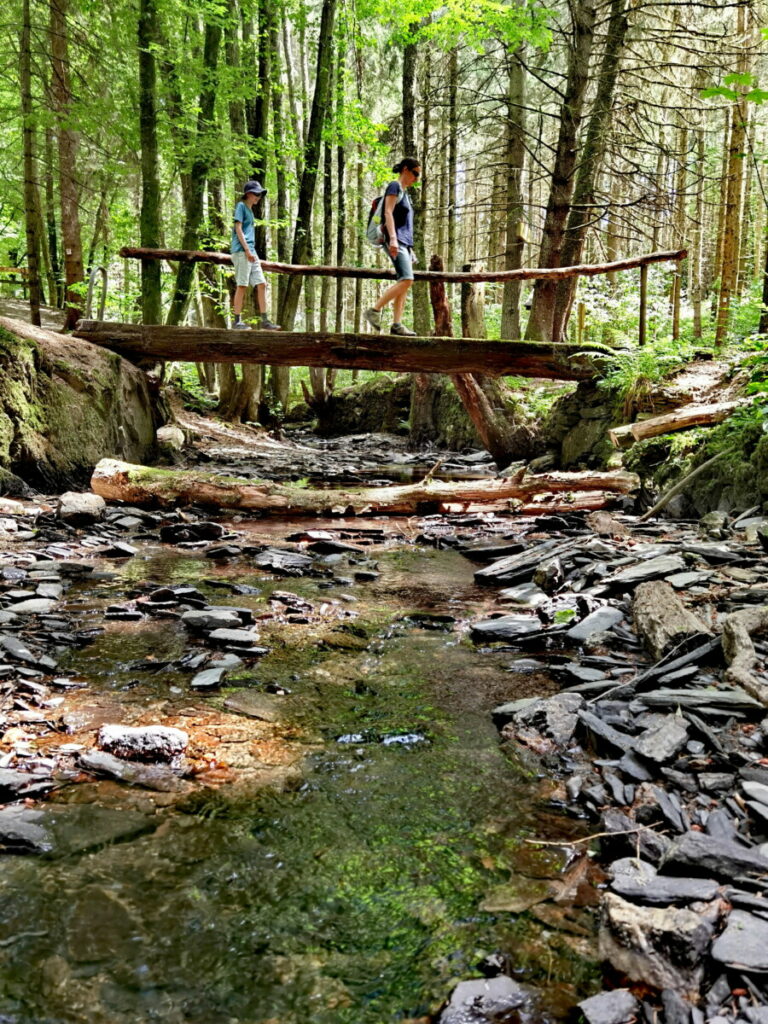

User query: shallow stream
[0,531,600,1023]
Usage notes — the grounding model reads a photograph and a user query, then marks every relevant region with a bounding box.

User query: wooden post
[639,263,648,347]
[671,271,681,341]
[577,301,586,345]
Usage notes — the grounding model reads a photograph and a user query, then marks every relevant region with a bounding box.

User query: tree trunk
[550,0,627,343]
[44,127,60,308]
[715,6,749,348]
[20,0,42,325]
[501,45,526,340]
[526,0,597,341]
[138,0,163,324]
[165,20,221,327]
[50,0,85,330]
[278,0,338,330]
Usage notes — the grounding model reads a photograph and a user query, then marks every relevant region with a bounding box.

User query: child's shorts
[232,251,266,287]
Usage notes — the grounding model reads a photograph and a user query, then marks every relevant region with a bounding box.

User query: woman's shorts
[232,250,266,287]
[387,246,414,281]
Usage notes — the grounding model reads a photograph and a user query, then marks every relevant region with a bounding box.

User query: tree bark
[20,0,42,326]
[501,45,526,340]
[50,0,85,330]
[525,0,596,341]
[551,0,628,342]
[91,458,639,517]
[165,19,222,326]
[138,0,163,324]
[278,0,338,329]
[608,399,750,448]
[74,319,606,380]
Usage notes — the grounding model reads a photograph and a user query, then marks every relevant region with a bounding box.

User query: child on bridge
[231,181,281,331]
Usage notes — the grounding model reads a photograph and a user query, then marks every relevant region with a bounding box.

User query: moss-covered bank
[0,317,156,492]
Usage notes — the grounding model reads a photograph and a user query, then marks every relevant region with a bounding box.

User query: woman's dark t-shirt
[384,181,414,247]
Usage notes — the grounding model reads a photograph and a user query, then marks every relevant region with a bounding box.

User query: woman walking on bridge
[365,158,421,337]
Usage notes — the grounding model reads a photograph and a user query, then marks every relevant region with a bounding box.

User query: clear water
[0,538,599,1023]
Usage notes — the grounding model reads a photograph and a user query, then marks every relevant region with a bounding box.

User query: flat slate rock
[181,609,241,632]
[207,628,267,651]
[0,768,55,802]
[578,709,635,753]
[223,690,282,722]
[470,614,540,642]
[662,830,768,879]
[252,548,314,574]
[567,607,624,641]
[605,555,686,587]
[0,803,153,856]
[80,750,185,792]
[610,875,720,904]
[711,910,768,971]
[633,717,689,763]
[440,975,529,1024]
[578,989,639,1024]
[189,667,228,690]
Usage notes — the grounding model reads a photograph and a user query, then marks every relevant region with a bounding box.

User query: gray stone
[498,582,548,608]
[511,693,584,746]
[578,989,639,1024]
[606,858,657,883]
[743,780,768,807]
[600,892,716,996]
[8,598,58,614]
[207,628,268,651]
[79,750,185,792]
[0,611,19,625]
[181,609,241,632]
[662,830,768,879]
[711,910,768,971]
[224,691,282,722]
[100,541,138,559]
[567,607,624,642]
[606,555,686,587]
[633,717,689,763]
[189,667,227,690]
[57,491,106,526]
[578,709,634,753]
[36,582,63,599]
[0,768,55,801]
[98,724,188,764]
[252,548,314,575]
[0,635,56,671]
[610,875,720,904]
[0,804,152,856]
[209,654,244,671]
[440,975,528,1024]
[470,614,540,642]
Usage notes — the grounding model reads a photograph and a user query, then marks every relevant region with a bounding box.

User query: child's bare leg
[233,285,247,316]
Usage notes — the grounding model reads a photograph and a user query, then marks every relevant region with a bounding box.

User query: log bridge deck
[73,320,606,381]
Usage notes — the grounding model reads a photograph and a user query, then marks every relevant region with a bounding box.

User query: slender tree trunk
[715,3,750,347]
[447,47,458,272]
[278,0,337,329]
[501,44,526,340]
[50,0,84,330]
[550,0,627,342]
[138,0,163,324]
[166,20,222,326]
[526,0,597,341]
[334,33,346,335]
[44,127,60,307]
[21,0,42,325]
[692,130,705,339]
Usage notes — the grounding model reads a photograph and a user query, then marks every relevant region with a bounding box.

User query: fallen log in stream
[91,459,639,516]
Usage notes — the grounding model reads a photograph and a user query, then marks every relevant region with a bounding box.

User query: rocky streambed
[0,486,766,1023]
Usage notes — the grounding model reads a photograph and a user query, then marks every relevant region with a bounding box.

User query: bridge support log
[91,459,639,516]
[73,321,604,381]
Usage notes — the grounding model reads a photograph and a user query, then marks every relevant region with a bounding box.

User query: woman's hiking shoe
[364,307,382,331]
[390,323,416,336]
[259,319,282,331]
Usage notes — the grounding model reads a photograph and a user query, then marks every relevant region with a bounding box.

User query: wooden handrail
[119,246,687,284]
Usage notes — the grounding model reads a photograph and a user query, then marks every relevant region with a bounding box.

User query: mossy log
[91,458,639,516]
[73,321,605,381]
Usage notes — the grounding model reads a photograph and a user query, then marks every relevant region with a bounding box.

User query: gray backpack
[365,185,404,246]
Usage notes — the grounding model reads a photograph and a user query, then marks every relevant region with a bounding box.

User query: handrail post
[639,263,648,347]
[86,266,108,320]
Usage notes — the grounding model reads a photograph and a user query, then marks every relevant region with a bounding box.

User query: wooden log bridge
[73,321,608,381]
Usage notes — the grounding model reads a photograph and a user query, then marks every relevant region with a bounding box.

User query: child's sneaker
[232,321,251,330]
[390,323,416,336]
[364,307,382,331]
[260,319,282,331]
